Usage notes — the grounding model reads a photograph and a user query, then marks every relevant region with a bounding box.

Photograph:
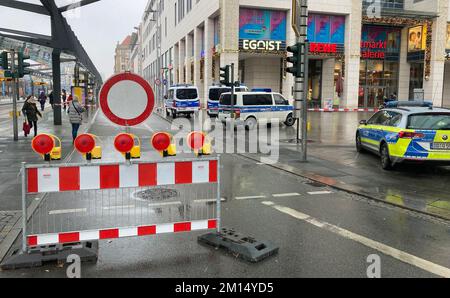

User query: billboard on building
[307,14,345,44]
[239,8,287,41]
[408,26,426,52]
[361,25,401,60]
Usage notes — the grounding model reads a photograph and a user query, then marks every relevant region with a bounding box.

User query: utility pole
[288,0,309,162]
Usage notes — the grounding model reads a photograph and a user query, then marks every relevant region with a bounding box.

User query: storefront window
[308,60,323,108]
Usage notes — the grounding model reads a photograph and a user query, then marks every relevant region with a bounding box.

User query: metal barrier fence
[20,157,220,252]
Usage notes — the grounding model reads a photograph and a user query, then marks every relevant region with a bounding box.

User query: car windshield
[209,88,231,101]
[176,89,198,100]
[407,113,450,130]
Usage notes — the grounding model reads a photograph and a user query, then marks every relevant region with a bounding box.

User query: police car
[165,84,200,118]
[218,91,295,130]
[207,85,248,117]
[356,101,450,170]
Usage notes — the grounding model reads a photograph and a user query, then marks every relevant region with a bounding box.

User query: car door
[257,93,274,121]
[273,94,291,121]
[361,112,383,150]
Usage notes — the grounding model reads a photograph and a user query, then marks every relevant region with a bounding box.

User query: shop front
[238,8,287,94]
[359,25,402,108]
[307,14,346,109]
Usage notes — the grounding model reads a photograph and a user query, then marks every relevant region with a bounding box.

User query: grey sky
[0,0,148,80]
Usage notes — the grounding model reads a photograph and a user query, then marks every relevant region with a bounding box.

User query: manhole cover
[132,188,179,202]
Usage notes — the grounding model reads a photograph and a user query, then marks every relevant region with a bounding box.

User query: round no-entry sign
[100,72,155,126]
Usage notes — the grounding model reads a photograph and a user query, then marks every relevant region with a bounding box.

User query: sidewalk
[0,107,98,261]
[243,144,450,221]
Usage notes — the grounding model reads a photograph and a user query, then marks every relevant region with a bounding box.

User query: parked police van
[165,84,200,118]
[207,85,249,117]
[218,92,295,130]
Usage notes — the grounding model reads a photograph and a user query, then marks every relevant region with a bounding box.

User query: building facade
[114,35,132,74]
[137,0,450,109]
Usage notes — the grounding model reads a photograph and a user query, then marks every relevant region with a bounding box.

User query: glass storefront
[409,62,424,99]
[359,25,401,108]
[308,60,323,108]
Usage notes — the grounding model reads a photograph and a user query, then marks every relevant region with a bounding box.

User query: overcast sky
[0,0,148,80]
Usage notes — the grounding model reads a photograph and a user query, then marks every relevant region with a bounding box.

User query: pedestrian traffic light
[17,52,31,78]
[220,65,231,87]
[0,51,8,70]
[286,43,302,77]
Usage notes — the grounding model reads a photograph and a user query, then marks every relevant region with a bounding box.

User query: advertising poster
[408,26,426,52]
[307,14,345,44]
[239,8,287,41]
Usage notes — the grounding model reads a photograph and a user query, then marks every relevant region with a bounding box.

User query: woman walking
[22,96,42,137]
[68,96,86,143]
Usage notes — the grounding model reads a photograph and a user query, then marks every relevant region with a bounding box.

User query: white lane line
[273,193,301,198]
[235,195,267,200]
[194,198,227,203]
[103,205,135,210]
[143,122,155,133]
[264,202,450,278]
[308,191,333,195]
[49,208,87,215]
[148,201,182,208]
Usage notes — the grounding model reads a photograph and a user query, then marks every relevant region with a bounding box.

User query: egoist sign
[241,39,285,52]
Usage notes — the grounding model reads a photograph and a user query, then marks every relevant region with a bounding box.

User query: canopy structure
[0,0,103,125]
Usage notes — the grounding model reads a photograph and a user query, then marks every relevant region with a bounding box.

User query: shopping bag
[23,121,31,136]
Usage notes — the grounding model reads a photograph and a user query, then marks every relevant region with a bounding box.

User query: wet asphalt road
[0,111,449,278]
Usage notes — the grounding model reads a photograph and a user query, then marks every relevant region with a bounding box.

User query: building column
[343,0,362,108]
[204,18,214,106]
[52,49,62,125]
[179,39,186,83]
[321,58,336,108]
[423,0,449,105]
[219,0,239,80]
[185,34,193,84]
[194,26,202,89]
[398,27,410,100]
[174,43,180,84]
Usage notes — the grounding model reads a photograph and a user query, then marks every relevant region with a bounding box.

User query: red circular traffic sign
[74,134,96,154]
[100,73,155,127]
[152,132,171,151]
[114,134,135,153]
[187,132,206,150]
[32,134,55,155]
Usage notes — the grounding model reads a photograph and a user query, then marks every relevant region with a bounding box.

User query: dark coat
[22,101,42,122]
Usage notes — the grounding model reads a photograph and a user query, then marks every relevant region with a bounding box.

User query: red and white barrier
[28,219,218,247]
[26,160,218,193]
[308,108,379,113]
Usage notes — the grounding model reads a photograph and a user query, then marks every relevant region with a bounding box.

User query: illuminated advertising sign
[239,8,287,52]
[308,14,345,44]
[361,25,401,60]
[408,26,427,52]
[309,43,337,54]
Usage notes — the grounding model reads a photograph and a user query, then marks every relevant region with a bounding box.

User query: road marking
[273,193,301,198]
[263,202,450,278]
[235,195,267,200]
[49,208,87,215]
[308,191,333,195]
[103,205,135,210]
[143,122,155,133]
[194,198,226,204]
[148,201,182,208]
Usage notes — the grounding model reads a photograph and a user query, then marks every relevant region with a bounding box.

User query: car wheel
[380,143,393,170]
[356,133,365,153]
[245,117,257,130]
[285,113,295,127]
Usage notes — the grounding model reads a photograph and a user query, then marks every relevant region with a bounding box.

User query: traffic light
[220,65,231,87]
[286,43,302,77]
[0,51,8,70]
[17,52,31,78]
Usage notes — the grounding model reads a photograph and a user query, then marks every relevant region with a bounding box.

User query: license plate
[431,143,450,150]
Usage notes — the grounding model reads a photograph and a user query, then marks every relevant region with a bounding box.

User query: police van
[164,84,200,118]
[207,85,248,117]
[218,92,295,130]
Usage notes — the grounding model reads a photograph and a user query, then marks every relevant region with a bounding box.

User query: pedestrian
[48,91,54,109]
[22,96,42,137]
[38,91,47,111]
[62,89,67,110]
[67,94,73,114]
[68,96,86,143]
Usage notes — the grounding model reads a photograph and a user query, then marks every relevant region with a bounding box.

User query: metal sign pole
[11,49,19,141]
[230,63,235,119]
